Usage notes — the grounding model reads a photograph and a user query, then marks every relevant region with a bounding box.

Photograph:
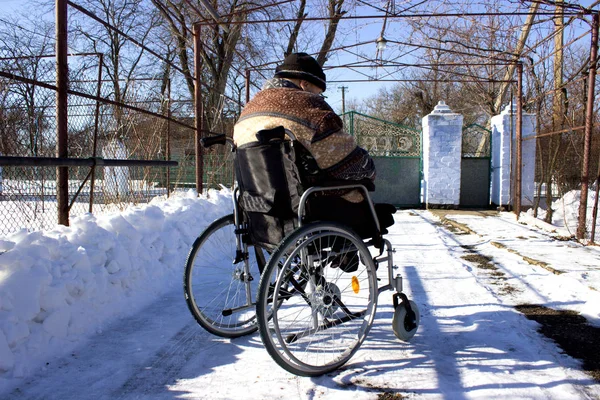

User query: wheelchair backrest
[234,126,303,249]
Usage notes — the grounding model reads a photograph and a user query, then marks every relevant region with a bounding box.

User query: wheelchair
[183,127,420,376]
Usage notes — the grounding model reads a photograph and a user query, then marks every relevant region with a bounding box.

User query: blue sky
[0,0,388,112]
[0,0,20,14]
[1,1,599,114]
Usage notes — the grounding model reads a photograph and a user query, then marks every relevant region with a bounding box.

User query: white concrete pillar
[422,101,464,208]
[490,103,536,208]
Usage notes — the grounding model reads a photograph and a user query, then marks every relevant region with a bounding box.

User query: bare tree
[71,0,162,142]
[316,0,346,65]
[0,14,55,156]
[285,0,307,56]
[151,0,350,133]
[150,0,248,131]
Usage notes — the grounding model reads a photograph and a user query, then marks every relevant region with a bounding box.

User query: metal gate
[460,124,492,208]
[345,112,422,207]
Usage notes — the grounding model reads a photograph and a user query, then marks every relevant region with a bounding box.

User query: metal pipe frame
[194,23,204,196]
[297,184,381,233]
[194,11,589,27]
[515,62,524,218]
[56,0,69,226]
[0,156,178,168]
[0,70,197,131]
[577,12,599,240]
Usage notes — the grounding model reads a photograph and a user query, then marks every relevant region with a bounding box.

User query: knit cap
[274,52,327,92]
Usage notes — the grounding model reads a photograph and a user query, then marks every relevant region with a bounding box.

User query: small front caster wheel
[393,300,420,341]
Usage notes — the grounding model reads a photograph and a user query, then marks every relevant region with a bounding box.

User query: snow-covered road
[5,209,600,400]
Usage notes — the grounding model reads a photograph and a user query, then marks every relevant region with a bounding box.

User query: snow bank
[527,189,600,239]
[0,189,232,380]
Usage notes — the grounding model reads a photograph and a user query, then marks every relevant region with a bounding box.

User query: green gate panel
[341,111,422,208]
[371,156,421,207]
[460,157,490,207]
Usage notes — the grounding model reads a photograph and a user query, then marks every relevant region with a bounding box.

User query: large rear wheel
[184,214,266,338]
[256,222,378,376]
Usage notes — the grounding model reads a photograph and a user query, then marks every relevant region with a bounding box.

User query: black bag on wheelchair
[235,126,303,250]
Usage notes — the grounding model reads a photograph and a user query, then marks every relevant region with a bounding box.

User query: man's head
[274,52,326,93]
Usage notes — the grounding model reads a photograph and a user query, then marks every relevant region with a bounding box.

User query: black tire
[184,214,266,338]
[256,222,378,376]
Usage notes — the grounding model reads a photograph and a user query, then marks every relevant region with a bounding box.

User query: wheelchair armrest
[317,179,376,192]
[201,134,228,148]
[297,180,380,230]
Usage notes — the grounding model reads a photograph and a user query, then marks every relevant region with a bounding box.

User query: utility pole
[338,86,348,115]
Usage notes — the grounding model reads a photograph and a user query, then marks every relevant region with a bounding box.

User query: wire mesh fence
[0,164,171,236]
[0,2,210,237]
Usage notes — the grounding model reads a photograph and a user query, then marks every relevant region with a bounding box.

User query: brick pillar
[422,101,464,208]
[490,103,536,209]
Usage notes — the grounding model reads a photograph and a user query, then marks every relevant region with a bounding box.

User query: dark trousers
[306,197,396,239]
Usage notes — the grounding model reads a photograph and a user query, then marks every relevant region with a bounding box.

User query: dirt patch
[348,379,408,399]
[462,254,496,270]
[460,253,519,295]
[515,304,600,381]
[462,253,492,264]
[378,392,406,400]
[429,209,500,218]
[555,235,574,241]
[440,218,474,235]
[498,285,518,295]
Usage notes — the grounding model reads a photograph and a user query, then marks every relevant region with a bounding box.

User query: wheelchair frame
[183,133,419,376]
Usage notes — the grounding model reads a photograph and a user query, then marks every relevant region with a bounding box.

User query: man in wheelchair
[233,52,396,270]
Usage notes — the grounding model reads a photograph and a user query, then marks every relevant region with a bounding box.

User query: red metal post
[592,172,599,243]
[56,0,69,225]
[245,69,251,104]
[193,23,204,196]
[166,77,171,197]
[89,53,103,213]
[577,13,599,240]
[515,62,523,218]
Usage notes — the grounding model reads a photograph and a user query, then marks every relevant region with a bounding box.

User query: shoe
[329,250,359,273]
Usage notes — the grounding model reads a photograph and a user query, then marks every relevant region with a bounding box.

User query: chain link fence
[0,164,169,235]
[0,3,211,237]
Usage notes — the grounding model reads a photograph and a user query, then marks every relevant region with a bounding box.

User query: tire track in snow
[111,320,223,400]
[8,290,218,400]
